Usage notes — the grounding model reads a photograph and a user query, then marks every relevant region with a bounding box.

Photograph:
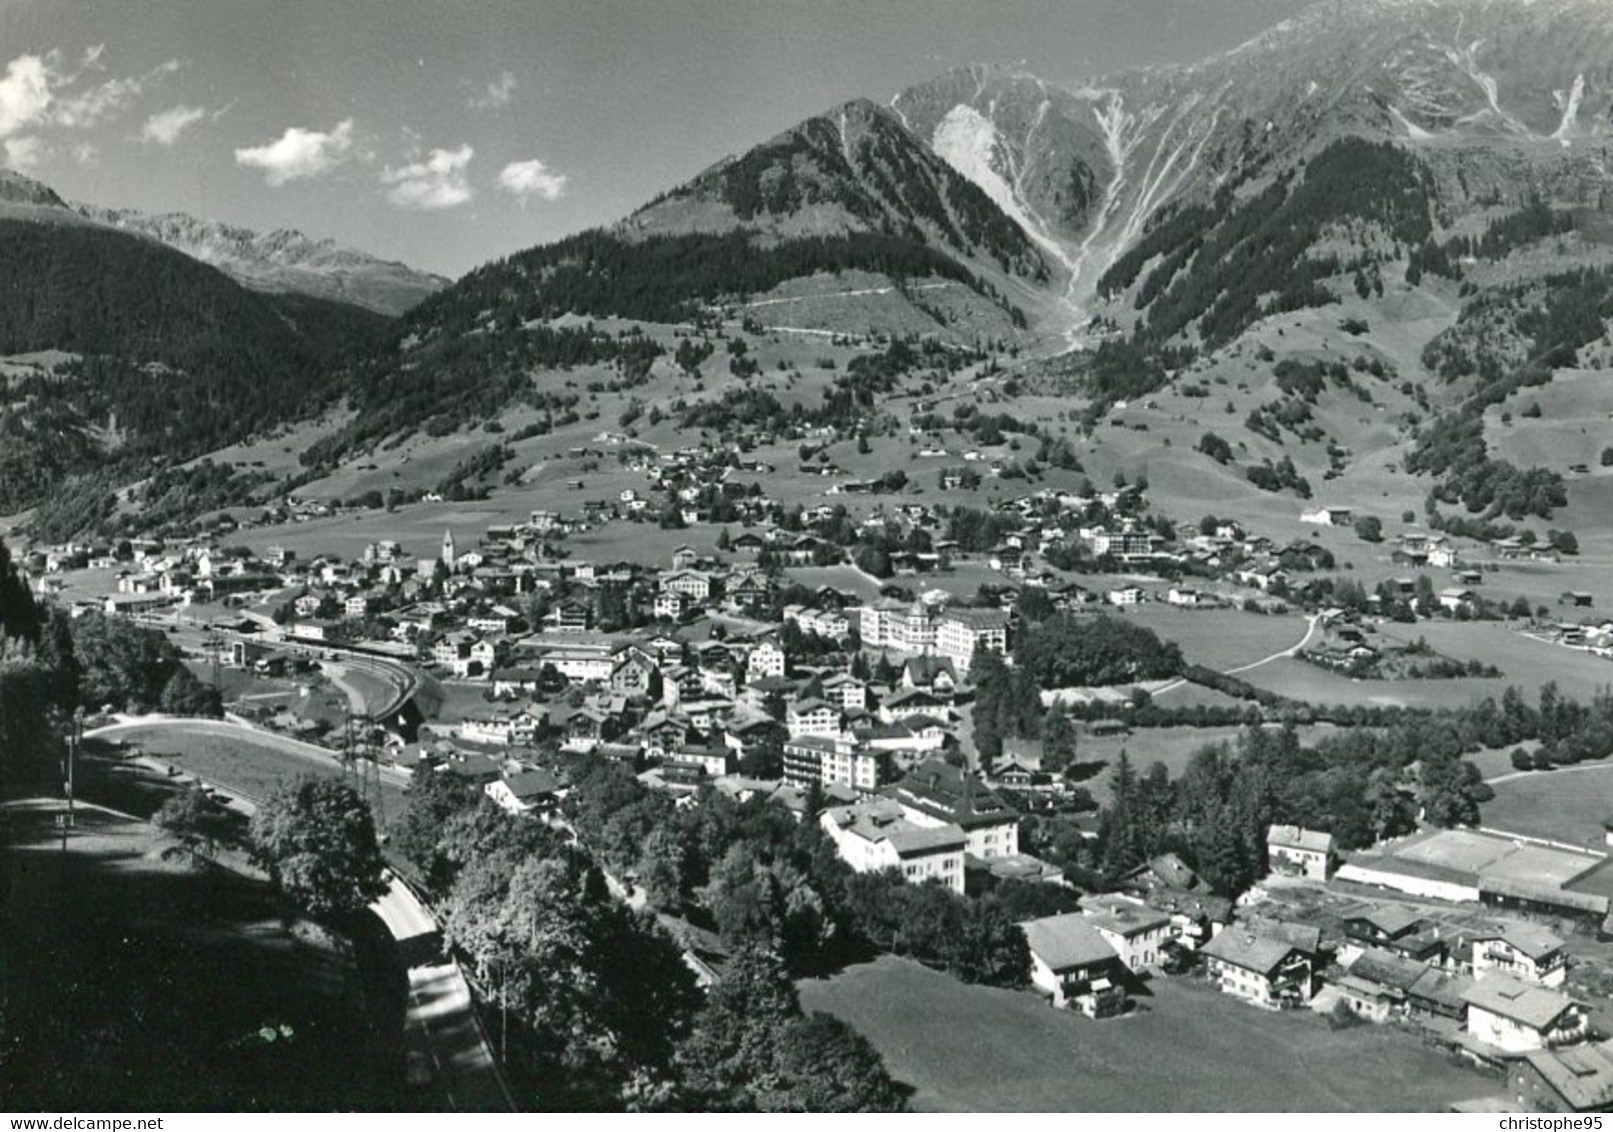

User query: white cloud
[0,55,54,138]
[468,71,517,109]
[382,143,473,209]
[498,157,568,202]
[140,104,205,145]
[3,135,43,169]
[236,119,355,185]
[51,58,182,128]
[70,141,97,165]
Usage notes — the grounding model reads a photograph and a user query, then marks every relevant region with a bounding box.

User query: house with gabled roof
[1200,929,1315,1010]
[1472,924,1568,987]
[1463,974,1589,1053]
[1019,912,1128,1017]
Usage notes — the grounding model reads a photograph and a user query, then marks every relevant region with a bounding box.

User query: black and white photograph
[5,0,1613,1117]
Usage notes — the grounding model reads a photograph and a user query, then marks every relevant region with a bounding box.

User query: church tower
[441,528,456,570]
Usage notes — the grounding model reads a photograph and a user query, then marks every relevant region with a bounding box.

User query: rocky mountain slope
[74,206,448,317]
[894,0,1613,343]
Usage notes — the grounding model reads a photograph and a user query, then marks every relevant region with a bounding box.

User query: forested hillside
[0,220,390,517]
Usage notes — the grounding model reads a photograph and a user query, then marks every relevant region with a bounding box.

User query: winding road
[87,714,514,1112]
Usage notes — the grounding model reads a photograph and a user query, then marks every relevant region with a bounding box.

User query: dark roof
[1347,948,1428,993]
[887,759,1018,831]
[502,768,562,798]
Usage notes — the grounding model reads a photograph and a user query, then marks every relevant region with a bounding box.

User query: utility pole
[61,707,82,850]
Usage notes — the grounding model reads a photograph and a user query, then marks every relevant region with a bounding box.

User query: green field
[1128,606,1313,672]
[798,955,1490,1112]
[1482,764,1613,852]
[98,722,409,827]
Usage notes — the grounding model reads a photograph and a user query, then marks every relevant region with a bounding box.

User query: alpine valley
[6,0,1613,557]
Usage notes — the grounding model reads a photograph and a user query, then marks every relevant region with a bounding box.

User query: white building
[819,798,966,892]
[1462,976,1588,1053]
[935,607,1010,671]
[746,641,786,680]
[1471,926,1568,988]
[1267,824,1334,880]
[786,697,845,739]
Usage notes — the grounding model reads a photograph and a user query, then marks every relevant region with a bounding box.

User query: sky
[0,0,1314,279]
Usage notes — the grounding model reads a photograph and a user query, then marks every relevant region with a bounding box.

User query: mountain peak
[73,203,448,317]
[0,170,68,210]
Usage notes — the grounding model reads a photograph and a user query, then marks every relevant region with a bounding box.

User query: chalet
[610,651,658,697]
[1299,505,1353,527]
[669,744,733,780]
[544,600,593,633]
[1200,930,1315,1010]
[1471,924,1568,987]
[1439,587,1478,613]
[1078,895,1174,972]
[820,672,868,712]
[1121,853,1204,896]
[1340,905,1442,963]
[1463,975,1589,1053]
[660,570,713,601]
[746,641,786,680]
[490,666,546,697]
[1020,913,1128,1018]
[459,707,542,747]
[880,686,947,723]
[901,655,958,693]
[485,768,563,815]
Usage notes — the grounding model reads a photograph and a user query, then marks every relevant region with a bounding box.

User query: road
[91,716,514,1112]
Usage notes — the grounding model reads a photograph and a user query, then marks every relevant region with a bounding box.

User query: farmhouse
[1266,824,1334,880]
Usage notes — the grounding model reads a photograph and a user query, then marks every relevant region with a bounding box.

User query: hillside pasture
[798,954,1489,1112]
